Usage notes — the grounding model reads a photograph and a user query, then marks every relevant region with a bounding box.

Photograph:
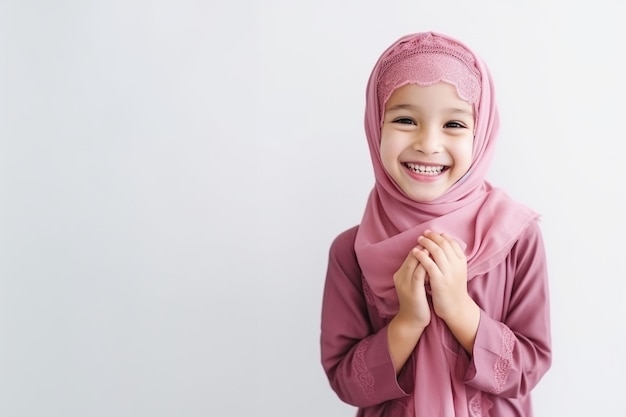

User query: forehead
[385,82,473,113]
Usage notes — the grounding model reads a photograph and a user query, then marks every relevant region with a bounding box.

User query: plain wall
[1,1,625,416]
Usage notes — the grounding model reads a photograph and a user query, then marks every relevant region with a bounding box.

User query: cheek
[378,134,400,168]
[463,140,474,157]
[454,139,474,168]
[379,125,406,152]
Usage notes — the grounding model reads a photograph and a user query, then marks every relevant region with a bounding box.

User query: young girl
[320,32,552,417]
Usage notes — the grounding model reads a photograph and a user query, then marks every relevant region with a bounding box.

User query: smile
[404,162,447,175]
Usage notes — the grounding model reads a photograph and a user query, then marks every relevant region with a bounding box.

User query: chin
[406,191,442,203]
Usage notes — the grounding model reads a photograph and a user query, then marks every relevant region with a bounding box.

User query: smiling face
[379,82,475,202]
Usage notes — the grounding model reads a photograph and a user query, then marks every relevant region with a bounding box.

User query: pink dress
[320,221,551,417]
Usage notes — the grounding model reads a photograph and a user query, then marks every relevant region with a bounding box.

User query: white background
[1,1,625,416]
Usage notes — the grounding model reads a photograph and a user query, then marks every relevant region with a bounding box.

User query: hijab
[353,31,537,416]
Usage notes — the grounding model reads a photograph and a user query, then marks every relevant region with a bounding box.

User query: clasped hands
[393,230,470,329]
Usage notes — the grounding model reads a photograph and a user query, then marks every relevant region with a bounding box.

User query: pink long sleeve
[320,222,552,416]
[320,226,413,408]
[463,220,552,398]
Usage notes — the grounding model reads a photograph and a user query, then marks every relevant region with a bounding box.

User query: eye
[392,117,416,125]
[444,121,467,129]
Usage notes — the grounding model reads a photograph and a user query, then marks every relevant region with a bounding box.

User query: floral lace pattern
[469,392,493,417]
[379,33,479,79]
[491,323,515,394]
[469,393,482,417]
[353,338,377,403]
[377,32,482,117]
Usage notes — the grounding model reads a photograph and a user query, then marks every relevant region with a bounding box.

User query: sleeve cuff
[365,325,414,399]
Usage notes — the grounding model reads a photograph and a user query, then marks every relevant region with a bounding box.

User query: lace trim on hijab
[491,323,515,394]
[379,34,480,79]
[377,33,481,115]
[353,338,378,403]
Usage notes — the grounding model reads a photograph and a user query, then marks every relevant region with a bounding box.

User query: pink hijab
[353,32,537,416]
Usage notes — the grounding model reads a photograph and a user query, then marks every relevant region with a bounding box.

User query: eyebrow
[385,104,473,117]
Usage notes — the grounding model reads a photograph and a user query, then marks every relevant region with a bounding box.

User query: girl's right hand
[392,247,431,329]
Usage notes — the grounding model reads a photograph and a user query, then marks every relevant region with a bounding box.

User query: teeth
[405,162,444,175]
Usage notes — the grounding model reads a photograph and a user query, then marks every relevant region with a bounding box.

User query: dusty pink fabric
[377,33,482,119]
[321,223,551,417]
[353,32,540,416]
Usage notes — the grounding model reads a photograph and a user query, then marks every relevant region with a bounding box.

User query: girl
[320,32,552,417]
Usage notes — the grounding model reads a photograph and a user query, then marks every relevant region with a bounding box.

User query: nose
[412,126,442,155]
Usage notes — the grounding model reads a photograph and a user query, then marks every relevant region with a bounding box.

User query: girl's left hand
[414,230,470,321]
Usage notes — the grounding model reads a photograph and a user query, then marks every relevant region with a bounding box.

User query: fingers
[441,232,465,259]
[396,231,466,291]
[413,230,467,281]
[417,232,449,266]
[413,246,437,278]
[417,230,465,263]
[413,261,426,284]
[394,247,421,285]
[404,247,421,271]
